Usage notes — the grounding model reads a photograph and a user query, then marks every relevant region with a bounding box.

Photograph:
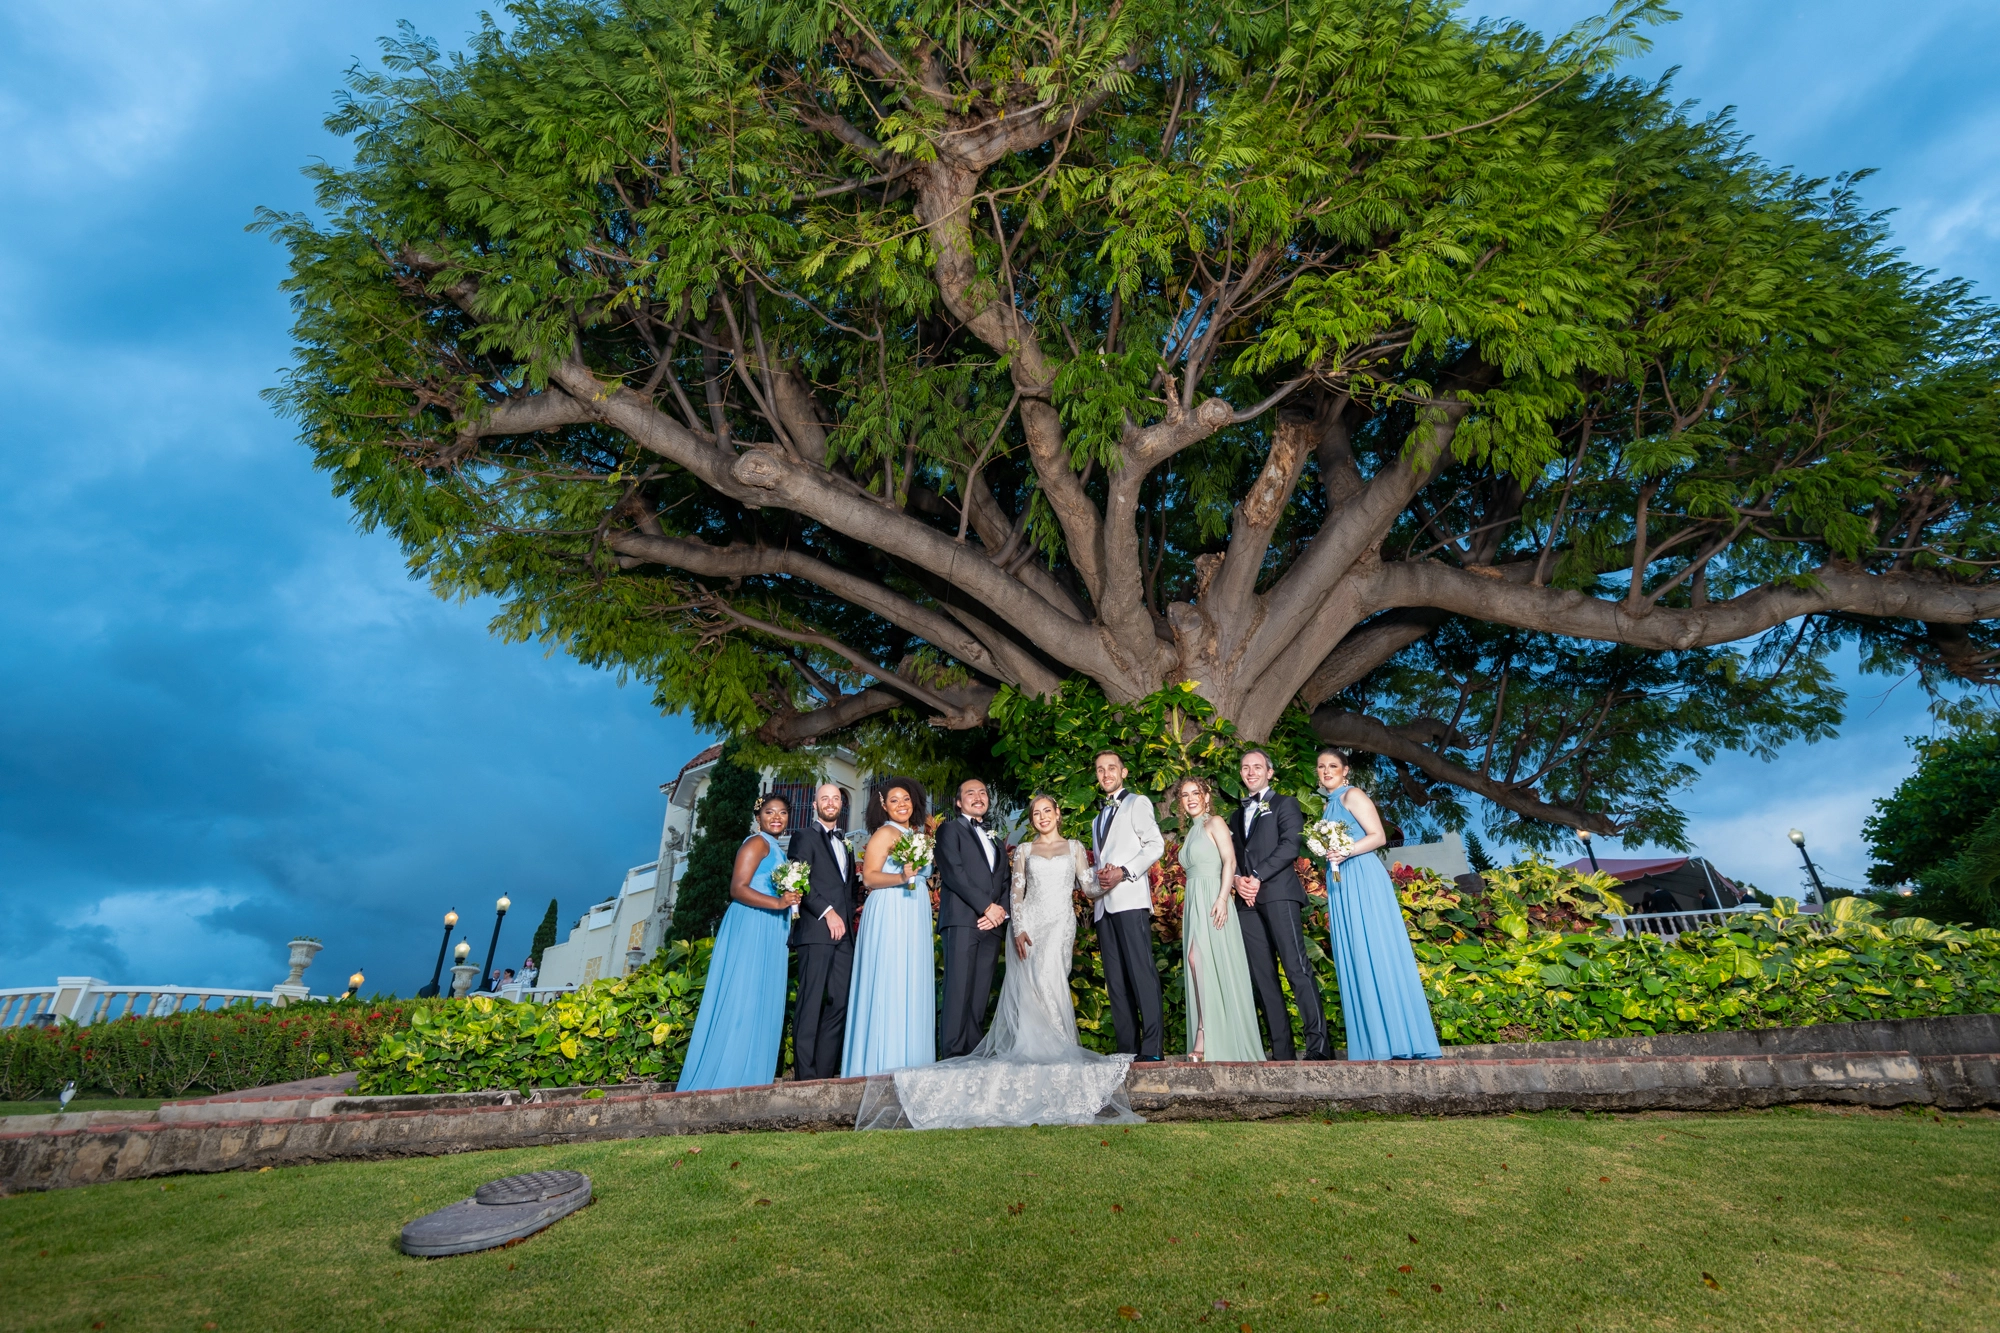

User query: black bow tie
[965,815,985,829]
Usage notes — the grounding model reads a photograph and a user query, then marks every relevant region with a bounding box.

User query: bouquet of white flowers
[1304,818,1355,881]
[889,829,935,884]
[772,860,812,918]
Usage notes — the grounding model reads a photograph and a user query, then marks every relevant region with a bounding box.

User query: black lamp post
[1578,829,1601,873]
[1787,828,1827,905]
[479,895,511,992]
[418,909,458,998]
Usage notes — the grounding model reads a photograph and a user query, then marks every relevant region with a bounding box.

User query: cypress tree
[669,739,761,939]
[528,898,560,970]
[1462,829,1495,874]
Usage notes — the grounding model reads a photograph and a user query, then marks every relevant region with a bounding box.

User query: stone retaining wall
[4,1015,1993,1194]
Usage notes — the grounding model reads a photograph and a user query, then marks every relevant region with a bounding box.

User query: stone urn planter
[450,963,482,998]
[282,938,323,988]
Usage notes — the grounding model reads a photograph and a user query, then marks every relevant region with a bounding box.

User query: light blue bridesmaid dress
[841,821,938,1077]
[676,831,792,1092]
[1322,787,1442,1060]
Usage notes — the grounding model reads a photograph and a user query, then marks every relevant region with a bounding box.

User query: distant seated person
[1641,886,1679,915]
[498,968,516,987]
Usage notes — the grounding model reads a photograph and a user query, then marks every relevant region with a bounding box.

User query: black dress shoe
[1133,1056,1164,1063]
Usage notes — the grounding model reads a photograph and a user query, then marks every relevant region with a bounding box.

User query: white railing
[1609,904,1762,941]
[0,988,58,1027]
[0,978,306,1028]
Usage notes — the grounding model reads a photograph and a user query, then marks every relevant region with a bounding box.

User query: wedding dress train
[857,842,1142,1130]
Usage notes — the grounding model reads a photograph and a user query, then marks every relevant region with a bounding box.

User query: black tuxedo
[788,820,858,1080]
[935,814,1009,1057]
[1231,791,1331,1060]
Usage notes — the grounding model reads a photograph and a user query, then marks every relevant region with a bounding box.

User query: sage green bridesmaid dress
[1179,819,1266,1061]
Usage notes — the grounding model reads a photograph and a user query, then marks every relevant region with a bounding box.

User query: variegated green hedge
[1415,895,2000,1045]
[353,939,712,1094]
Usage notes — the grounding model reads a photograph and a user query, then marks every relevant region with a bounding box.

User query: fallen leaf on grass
[1006,1202,1025,1215]
[1238,1324,1252,1333]
[730,1161,740,1170]
[1118,1306,1139,1321]
[755,1199,771,1206]
[1111,1204,1124,1213]
[1397,1265,1412,1274]
[1429,1284,1441,1293]
[1212,1300,1230,1310]
[1386,1288,1401,1297]
[1310,1293,1329,1305]
[1407,1234,1418,1244]
[1169,1237,1180,1244]
[1599,1176,1609,1182]
[1701,1273,1720,1291]
[258,1167,271,1173]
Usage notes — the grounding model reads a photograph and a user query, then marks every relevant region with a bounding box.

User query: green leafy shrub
[354,939,713,1094]
[0,1000,408,1102]
[1415,895,2000,1045]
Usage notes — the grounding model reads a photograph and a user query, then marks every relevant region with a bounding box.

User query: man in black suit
[935,777,1009,1057]
[789,782,859,1080]
[1231,749,1333,1060]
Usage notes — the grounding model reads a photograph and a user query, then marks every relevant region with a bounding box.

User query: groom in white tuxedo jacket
[1090,750,1166,1061]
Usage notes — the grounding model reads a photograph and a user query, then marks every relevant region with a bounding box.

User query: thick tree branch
[1309,707,1618,835]
[1370,560,2000,650]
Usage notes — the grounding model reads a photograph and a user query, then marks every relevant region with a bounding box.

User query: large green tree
[266,0,2000,847]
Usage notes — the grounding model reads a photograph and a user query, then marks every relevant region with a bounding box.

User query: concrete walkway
[4,1014,1993,1193]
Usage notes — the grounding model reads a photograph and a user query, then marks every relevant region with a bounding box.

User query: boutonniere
[1252,798,1272,819]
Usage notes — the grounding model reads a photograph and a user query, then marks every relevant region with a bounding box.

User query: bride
[856,793,1144,1130]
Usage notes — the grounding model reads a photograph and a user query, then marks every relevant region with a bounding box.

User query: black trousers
[1096,907,1164,1060]
[1239,896,1331,1060]
[940,924,1003,1058]
[791,938,854,1081]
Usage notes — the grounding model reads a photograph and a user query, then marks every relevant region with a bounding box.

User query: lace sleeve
[1071,840,1094,897]
[1011,844,1029,913]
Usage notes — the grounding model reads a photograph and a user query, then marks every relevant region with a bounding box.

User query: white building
[530,745,875,994]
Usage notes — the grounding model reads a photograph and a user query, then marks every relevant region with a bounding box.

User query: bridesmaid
[841,779,938,1077]
[1173,777,1265,1062]
[1317,748,1441,1060]
[677,793,804,1092]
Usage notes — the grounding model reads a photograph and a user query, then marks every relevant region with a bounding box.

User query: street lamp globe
[454,940,471,962]
[1577,830,1591,843]
[496,895,511,913]
[444,909,459,927]
[349,969,365,992]
[1787,828,1806,847]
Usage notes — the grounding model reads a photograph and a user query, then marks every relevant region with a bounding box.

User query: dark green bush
[0,1000,410,1102]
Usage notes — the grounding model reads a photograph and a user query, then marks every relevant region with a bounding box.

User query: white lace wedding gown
[856,842,1143,1130]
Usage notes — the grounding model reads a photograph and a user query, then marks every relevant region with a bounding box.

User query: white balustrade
[0,979,307,1028]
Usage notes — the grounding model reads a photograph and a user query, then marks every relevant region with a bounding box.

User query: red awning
[1559,856,1689,883]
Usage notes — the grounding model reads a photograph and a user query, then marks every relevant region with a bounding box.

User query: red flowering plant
[1148,840,1187,945]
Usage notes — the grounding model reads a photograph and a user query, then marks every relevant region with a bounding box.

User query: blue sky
[1,2,1993,993]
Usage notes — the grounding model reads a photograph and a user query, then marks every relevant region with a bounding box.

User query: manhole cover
[476,1170,589,1205]
[401,1171,592,1257]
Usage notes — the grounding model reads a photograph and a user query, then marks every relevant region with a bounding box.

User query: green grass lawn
[0,1098,163,1118]
[1,1108,1992,1332]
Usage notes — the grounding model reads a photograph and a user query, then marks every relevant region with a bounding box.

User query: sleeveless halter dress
[676,831,792,1091]
[1322,786,1441,1060]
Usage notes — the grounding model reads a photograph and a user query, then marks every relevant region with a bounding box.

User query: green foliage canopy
[265,0,2000,848]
